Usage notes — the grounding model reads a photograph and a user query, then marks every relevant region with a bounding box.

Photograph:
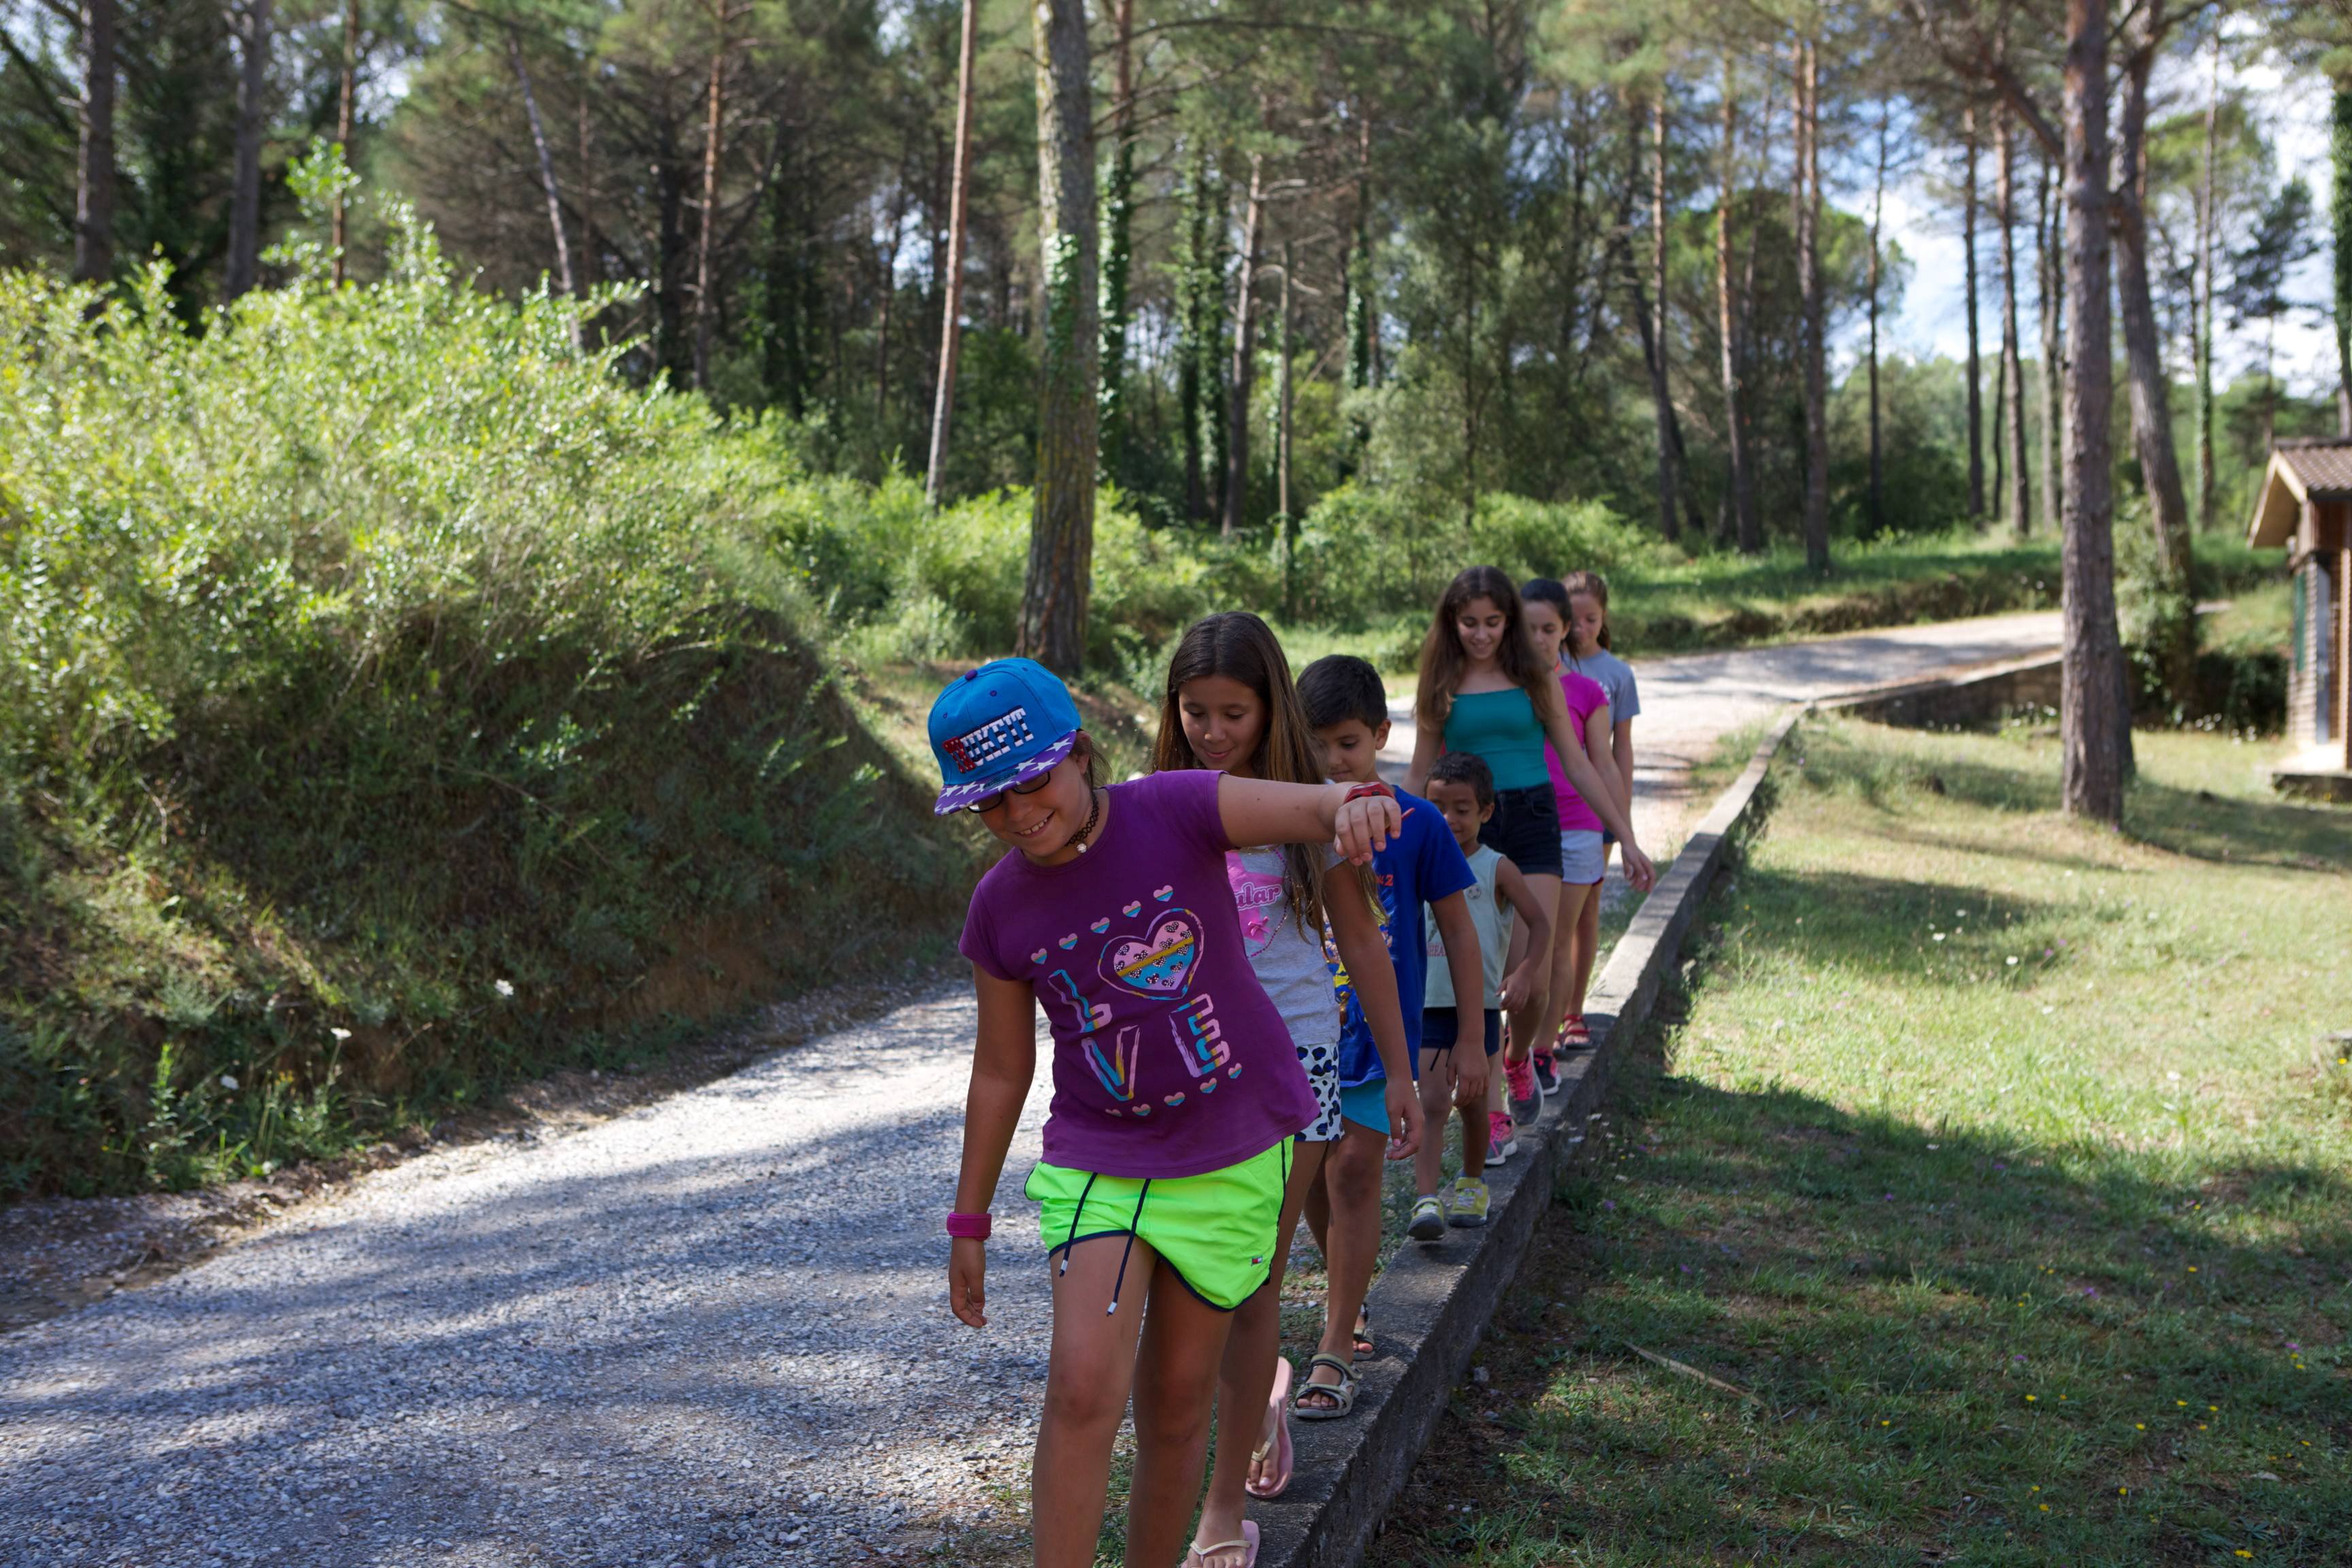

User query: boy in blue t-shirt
[1292,655,1483,1417]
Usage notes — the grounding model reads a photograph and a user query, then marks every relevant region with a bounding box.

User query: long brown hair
[1154,612,1365,941]
[1414,565,1552,727]
[1561,569,1613,652]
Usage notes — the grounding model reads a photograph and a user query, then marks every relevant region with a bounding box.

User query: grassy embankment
[0,251,985,1196]
[1371,719,2350,1567]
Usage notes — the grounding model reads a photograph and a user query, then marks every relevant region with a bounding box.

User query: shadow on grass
[1371,1011,2352,1568]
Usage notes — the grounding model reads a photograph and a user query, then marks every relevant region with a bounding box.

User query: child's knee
[1043,1367,1130,1434]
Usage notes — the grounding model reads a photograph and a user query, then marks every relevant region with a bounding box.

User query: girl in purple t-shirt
[937,657,1403,1568]
[1152,613,1422,1558]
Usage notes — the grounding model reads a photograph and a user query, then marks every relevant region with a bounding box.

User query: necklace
[1069,787,1104,855]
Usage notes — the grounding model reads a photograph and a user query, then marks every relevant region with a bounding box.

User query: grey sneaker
[1407,1194,1447,1241]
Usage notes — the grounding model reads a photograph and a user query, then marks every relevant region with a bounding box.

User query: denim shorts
[1477,783,1563,877]
[1421,1007,1501,1056]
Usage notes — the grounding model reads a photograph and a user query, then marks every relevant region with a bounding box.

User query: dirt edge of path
[0,963,964,1337]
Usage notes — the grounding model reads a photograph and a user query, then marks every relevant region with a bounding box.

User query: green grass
[1370,720,2351,1567]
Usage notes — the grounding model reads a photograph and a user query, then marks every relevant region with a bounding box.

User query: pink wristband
[945,1211,992,1240]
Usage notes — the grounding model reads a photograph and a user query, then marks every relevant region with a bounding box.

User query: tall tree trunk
[578,72,598,287]
[1177,148,1212,523]
[508,30,580,349]
[1963,101,1984,521]
[1648,93,1679,542]
[2115,5,2197,704]
[1022,0,1099,673]
[1794,39,1828,573]
[1222,152,1264,538]
[332,0,357,286]
[1345,116,1374,462]
[875,194,904,423]
[925,0,979,508]
[2195,37,2220,513]
[2060,0,2127,823]
[1716,54,1754,553]
[1869,99,1887,536]
[1999,105,2029,536]
[1733,74,1771,553]
[225,0,272,303]
[1097,0,1136,479]
[1277,240,1295,599]
[2334,84,2352,436]
[73,0,114,286]
[2038,153,2063,535]
[691,25,729,390]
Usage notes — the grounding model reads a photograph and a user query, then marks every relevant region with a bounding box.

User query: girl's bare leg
[1570,861,1605,1022]
[1304,1122,1384,1413]
[1503,872,1563,1065]
[1193,1140,1325,1552]
[1547,881,1597,1045]
[1032,1234,1164,1568]
[1125,1256,1247,1568]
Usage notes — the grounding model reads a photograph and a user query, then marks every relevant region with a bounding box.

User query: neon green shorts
[1026,1141,1290,1311]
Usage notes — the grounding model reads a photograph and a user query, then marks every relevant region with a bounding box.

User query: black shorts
[1422,1007,1501,1056]
[1477,783,1564,877]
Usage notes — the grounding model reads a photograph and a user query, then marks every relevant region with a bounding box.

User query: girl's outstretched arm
[1583,704,1627,818]
[1323,866,1424,1160]
[1534,683,1656,892]
[1493,858,1554,1014]
[949,966,1038,1329]
[1216,775,1401,864]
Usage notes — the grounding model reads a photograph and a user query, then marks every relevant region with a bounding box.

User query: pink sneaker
[1486,1111,1518,1164]
[1504,1052,1540,1124]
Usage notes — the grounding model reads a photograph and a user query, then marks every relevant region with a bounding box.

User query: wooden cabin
[2247,441,2352,777]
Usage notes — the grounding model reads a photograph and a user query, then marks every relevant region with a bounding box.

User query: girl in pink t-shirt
[1522,578,1623,1085]
[938,657,1403,1568]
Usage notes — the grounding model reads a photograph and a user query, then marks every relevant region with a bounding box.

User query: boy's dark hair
[1522,577,1569,617]
[1429,749,1495,807]
[1298,653,1388,731]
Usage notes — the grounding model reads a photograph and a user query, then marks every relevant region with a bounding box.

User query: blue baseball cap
[927,657,1085,815]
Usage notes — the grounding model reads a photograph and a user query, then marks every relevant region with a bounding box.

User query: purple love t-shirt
[958,768,1318,1179]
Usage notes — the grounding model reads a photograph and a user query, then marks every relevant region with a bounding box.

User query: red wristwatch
[1343,781,1394,804]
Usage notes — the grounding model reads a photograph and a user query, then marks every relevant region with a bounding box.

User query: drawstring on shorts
[1057,1171,1154,1317]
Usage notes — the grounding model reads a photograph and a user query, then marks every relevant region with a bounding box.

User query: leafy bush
[0,218,975,1195]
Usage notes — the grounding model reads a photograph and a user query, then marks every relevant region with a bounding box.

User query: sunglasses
[965,769,1058,815]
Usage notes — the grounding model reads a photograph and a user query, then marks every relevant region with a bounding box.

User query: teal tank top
[1441,687,1549,790]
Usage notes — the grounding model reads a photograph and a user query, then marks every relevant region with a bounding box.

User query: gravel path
[1,611,2061,1568]
[1,992,1047,1567]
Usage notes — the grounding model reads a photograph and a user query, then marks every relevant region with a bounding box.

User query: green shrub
[0,217,975,1195]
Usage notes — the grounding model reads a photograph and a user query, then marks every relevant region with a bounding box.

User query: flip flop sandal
[1292,1352,1358,1421]
[1186,1520,1260,1568]
[1352,1306,1374,1361]
[1245,1358,1294,1500]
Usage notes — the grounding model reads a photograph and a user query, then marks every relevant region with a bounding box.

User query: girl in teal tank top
[1405,567,1657,1126]
[1440,687,1549,789]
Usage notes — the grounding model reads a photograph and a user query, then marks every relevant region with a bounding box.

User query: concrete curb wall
[1250,705,1806,1568]
[1818,650,2061,729]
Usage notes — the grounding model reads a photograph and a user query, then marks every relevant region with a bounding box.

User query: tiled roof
[2274,442,2352,496]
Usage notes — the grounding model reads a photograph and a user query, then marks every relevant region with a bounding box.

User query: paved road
[0,611,2060,1568]
[1382,610,2061,856]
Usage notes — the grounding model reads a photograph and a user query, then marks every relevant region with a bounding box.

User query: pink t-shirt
[1544,670,1612,834]
[958,769,1318,1179]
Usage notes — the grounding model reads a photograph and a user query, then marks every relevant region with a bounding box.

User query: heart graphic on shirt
[1101,909,1200,997]
[1153,885,1175,902]
[1163,1092,1186,1108]
[1090,917,1110,934]
[1058,933,1078,950]
[1030,949,1048,966]
[1122,900,1143,917]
